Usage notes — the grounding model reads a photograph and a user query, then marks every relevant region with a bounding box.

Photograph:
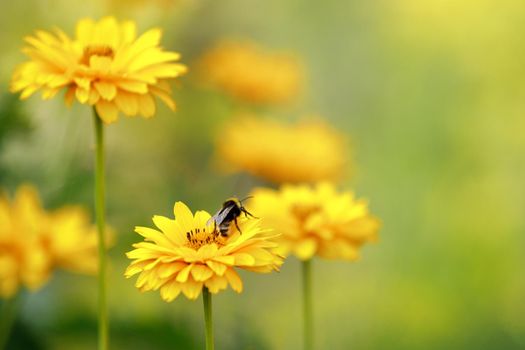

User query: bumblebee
[207,197,256,237]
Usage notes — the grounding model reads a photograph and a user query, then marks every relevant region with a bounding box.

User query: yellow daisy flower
[10,16,187,124]
[249,182,380,261]
[215,115,348,184]
[0,186,50,298]
[0,185,102,298]
[44,206,104,275]
[198,40,303,105]
[125,201,283,301]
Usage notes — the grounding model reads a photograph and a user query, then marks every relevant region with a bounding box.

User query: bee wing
[206,205,235,226]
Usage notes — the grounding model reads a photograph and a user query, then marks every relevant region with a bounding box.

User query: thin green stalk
[302,259,313,350]
[0,294,22,350]
[202,287,214,350]
[93,109,108,350]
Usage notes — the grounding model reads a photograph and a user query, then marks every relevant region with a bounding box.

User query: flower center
[79,45,115,65]
[185,227,226,250]
[291,204,321,223]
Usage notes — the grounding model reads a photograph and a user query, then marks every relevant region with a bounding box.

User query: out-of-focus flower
[0,185,102,299]
[125,201,283,301]
[108,0,187,10]
[215,115,348,184]
[44,206,102,275]
[198,40,303,105]
[0,187,50,298]
[10,16,187,124]
[249,182,380,261]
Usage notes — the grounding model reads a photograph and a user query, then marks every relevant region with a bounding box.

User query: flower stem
[93,109,108,350]
[202,287,214,350]
[0,294,21,350]
[302,259,313,350]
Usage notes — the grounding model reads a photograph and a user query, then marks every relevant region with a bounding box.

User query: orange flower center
[79,45,115,65]
[291,204,321,223]
[185,227,226,250]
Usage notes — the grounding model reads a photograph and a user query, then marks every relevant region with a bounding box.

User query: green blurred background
[1,0,525,349]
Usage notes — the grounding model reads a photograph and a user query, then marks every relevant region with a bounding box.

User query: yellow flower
[10,16,187,124]
[198,40,303,105]
[0,186,50,298]
[248,183,380,261]
[215,116,348,184]
[44,206,102,275]
[0,185,101,298]
[125,201,283,301]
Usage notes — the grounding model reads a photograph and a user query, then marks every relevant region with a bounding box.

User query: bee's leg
[234,217,242,234]
[242,207,258,219]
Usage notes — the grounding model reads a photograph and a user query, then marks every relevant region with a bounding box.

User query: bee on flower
[125,201,283,301]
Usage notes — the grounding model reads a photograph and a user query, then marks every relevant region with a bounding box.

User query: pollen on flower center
[185,227,226,250]
[79,45,115,65]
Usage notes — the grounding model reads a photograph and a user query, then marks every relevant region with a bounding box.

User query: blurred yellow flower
[44,206,102,275]
[249,183,380,261]
[198,40,303,105]
[216,116,348,184]
[10,16,187,124]
[125,201,283,301]
[0,185,101,298]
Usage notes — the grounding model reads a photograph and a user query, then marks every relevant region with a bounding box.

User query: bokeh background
[1,0,525,349]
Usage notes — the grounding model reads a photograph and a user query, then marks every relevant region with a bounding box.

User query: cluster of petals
[249,183,380,261]
[125,202,283,301]
[10,16,187,123]
[0,185,100,298]
[198,40,303,105]
[216,115,348,184]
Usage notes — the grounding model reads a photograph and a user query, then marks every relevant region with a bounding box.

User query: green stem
[202,287,214,350]
[0,294,21,350]
[302,259,313,350]
[93,109,108,350]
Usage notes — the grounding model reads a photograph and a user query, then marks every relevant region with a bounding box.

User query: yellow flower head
[216,116,348,184]
[0,185,100,298]
[249,183,380,261]
[198,40,303,105]
[125,201,283,301]
[10,16,187,124]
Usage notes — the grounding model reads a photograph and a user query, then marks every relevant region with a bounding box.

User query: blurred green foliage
[1,0,524,349]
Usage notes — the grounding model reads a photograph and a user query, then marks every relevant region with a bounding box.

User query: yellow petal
[212,255,235,265]
[233,253,256,266]
[175,263,193,283]
[204,275,228,294]
[75,87,90,104]
[157,262,186,279]
[94,81,117,100]
[293,238,317,260]
[76,18,95,45]
[151,86,176,111]
[114,90,139,116]
[137,93,156,118]
[116,80,148,94]
[173,202,194,234]
[180,278,203,300]
[160,279,181,302]
[88,88,100,105]
[224,268,243,293]
[206,260,227,276]
[190,264,213,282]
[95,100,119,124]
